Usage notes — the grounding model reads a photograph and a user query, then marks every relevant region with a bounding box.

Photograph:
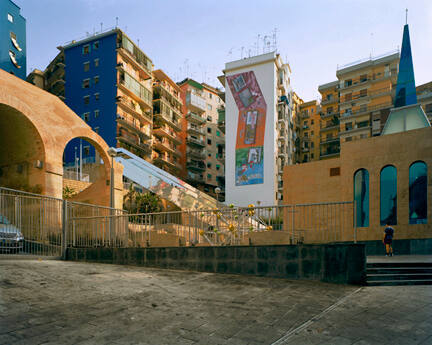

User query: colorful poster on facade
[227,71,267,186]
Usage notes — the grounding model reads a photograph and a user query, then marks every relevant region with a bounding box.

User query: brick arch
[0,70,123,207]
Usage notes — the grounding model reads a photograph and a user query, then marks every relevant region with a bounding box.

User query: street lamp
[107,147,118,209]
[215,187,221,204]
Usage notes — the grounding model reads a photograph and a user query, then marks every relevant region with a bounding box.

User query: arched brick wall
[0,70,123,208]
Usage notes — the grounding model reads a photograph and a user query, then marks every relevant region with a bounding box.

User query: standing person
[383,224,395,256]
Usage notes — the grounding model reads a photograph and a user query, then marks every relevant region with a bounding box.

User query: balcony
[153,152,181,170]
[152,81,182,108]
[216,153,225,161]
[118,72,152,110]
[320,112,339,119]
[187,160,205,172]
[187,171,204,183]
[117,97,152,124]
[341,102,392,119]
[153,138,180,156]
[320,121,340,132]
[186,93,206,113]
[116,116,151,140]
[321,97,337,106]
[320,137,340,145]
[153,126,181,144]
[118,37,152,80]
[187,148,206,160]
[187,136,205,147]
[117,134,152,154]
[320,149,340,159]
[153,112,182,131]
[187,124,205,136]
[186,112,206,124]
[340,124,371,136]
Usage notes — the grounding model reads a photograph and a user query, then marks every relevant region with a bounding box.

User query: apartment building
[318,81,340,160]
[29,28,154,164]
[291,92,303,163]
[222,52,294,206]
[337,52,399,142]
[297,100,320,163]
[151,69,183,175]
[416,82,432,123]
[0,0,26,79]
[178,79,225,200]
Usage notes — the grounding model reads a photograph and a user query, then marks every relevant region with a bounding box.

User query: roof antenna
[116,17,119,28]
[405,8,408,25]
[100,22,103,33]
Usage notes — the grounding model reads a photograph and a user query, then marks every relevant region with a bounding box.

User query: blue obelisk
[394,24,417,107]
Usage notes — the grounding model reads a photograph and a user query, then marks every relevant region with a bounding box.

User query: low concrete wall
[66,244,366,285]
[355,238,432,256]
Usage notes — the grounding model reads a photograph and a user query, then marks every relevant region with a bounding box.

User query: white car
[0,216,24,253]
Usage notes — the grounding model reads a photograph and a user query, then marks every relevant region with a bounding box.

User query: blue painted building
[57,29,154,165]
[0,0,26,79]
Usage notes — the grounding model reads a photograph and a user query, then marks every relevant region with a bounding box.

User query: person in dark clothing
[383,224,395,256]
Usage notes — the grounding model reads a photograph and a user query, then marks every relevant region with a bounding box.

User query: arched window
[354,169,369,227]
[380,165,397,225]
[409,161,427,224]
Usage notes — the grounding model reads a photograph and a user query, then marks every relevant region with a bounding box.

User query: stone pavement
[0,258,431,345]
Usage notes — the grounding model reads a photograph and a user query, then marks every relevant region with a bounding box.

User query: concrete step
[367,267,432,275]
[366,261,432,286]
[366,280,432,286]
[367,273,432,281]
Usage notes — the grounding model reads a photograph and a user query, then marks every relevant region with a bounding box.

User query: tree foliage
[124,187,161,214]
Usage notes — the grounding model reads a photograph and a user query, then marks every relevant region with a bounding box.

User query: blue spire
[394,24,417,107]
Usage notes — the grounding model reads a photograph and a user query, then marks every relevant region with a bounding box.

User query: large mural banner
[227,71,267,186]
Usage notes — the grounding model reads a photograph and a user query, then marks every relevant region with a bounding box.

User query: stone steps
[366,261,432,286]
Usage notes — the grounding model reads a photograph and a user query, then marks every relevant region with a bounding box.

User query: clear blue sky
[17,0,432,101]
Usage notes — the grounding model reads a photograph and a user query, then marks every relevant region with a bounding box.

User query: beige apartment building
[417,82,432,123]
[178,79,225,200]
[297,100,320,163]
[151,69,183,175]
[337,51,399,142]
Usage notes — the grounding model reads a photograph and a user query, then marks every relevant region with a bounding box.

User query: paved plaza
[1,257,431,345]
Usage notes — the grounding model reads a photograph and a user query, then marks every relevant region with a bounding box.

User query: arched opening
[409,161,427,224]
[0,104,45,192]
[354,168,369,228]
[62,137,108,201]
[380,165,397,225]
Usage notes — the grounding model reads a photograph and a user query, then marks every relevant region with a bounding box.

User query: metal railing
[0,187,124,257]
[69,202,356,248]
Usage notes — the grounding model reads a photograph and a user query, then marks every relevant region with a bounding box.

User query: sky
[16,0,432,101]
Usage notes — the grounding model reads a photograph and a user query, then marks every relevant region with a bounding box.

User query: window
[93,41,99,50]
[84,62,90,72]
[216,130,220,137]
[311,153,314,159]
[207,104,212,110]
[311,131,314,137]
[380,165,397,225]
[207,116,212,122]
[327,107,333,114]
[207,139,212,145]
[8,50,20,68]
[208,153,211,158]
[7,13,13,22]
[345,93,352,102]
[207,174,212,179]
[94,76,99,84]
[94,110,100,118]
[360,89,368,97]
[346,137,352,142]
[207,127,211,134]
[207,163,211,168]
[209,93,212,99]
[84,146,90,156]
[360,74,368,82]
[311,142,314,149]
[354,169,369,227]
[83,112,90,122]
[94,93,100,100]
[82,79,90,88]
[409,161,427,224]
[83,45,90,55]
[345,79,352,87]
[311,120,314,125]
[94,59,99,67]
[84,96,90,105]
[216,164,220,171]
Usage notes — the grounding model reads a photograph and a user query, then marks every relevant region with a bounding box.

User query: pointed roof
[382,23,431,135]
[394,24,417,107]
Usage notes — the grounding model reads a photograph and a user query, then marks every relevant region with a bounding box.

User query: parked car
[0,216,24,253]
